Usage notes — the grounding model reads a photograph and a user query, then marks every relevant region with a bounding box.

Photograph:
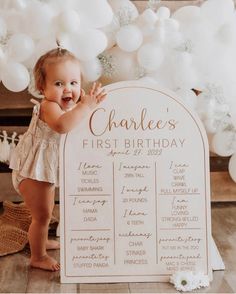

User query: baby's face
[42,59,81,111]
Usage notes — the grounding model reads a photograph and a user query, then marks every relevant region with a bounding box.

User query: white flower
[170,271,196,292]
[195,272,210,288]
[170,271,210,292]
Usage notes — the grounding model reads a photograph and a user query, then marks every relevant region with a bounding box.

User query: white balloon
[164,18,180,32]
[29,36,57,69]
[7,33,35,62]
[175,88,197,110]
[204,118,218,134]
[73,29,107,61]
[161,19,181,48]
[138,76,158,85]
[23,2,55,39]
[175,51,193,67]
[171,52,199,89]
[59,32,82,54]
[135,18,154,38]
[201,0,234,27]
[156,7,170,20]
[2,10,24,34]
[228,102,236,128]
[15,0,27,9]
[56,9,80,33]
[204,115,232,134]
[229,152,236,182]
[1,0,28,10]
[216,21,236,44]
[49,0,78,12]
[116,25,143,52]
[135,9,157,38]
[80,58,103,82]
[102,16,120,50]
[172,6,201,24]
[216,115,233,132]
[1,62,30,92]
[196,96,217,120]
[153,20,166,44]
[76,0,113,28]
[215,103,230,119]
[0,47,7,70]
[137,43,164,71]
[211,131,236,156]
[108,0,138,26]
[140,9,157,25]
[0,17,7,39]
[27,72,44,99]
[149,62,176,90]
[173,6,208,46]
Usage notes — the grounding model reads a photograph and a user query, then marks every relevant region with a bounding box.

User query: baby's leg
[45,194,60,250]
[46,239,60,250]
[19,179,60,271]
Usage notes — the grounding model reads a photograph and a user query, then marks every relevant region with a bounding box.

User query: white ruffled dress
[9,100,61,186]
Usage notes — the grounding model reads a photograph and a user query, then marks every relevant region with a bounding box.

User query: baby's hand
[80,82,107,110]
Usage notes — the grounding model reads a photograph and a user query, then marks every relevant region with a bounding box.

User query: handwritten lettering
[72,253,109,261]
[70,236,111,243]
[159,236,202,244]
[160,253,201,262]
[169,161,189,170]
[123,209,148,218]
[73,198,108,206]
[119,231,152,239]
[118,162,150,171]
[89,108,178,136]
[121,185,149,195]
[172,197,188,210]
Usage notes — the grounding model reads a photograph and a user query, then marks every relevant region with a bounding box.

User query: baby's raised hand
[81,82,107,109]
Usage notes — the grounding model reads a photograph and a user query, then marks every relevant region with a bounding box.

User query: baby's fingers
[89,82,97,96]
[96,89,107,103]
[94,83,102,96]
[90,82,102,96]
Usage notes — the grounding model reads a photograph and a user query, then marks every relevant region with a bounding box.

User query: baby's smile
[62,97,72,102]
[61,96,75,110]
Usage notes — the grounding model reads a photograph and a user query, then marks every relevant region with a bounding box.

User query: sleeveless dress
[9,100,61,194]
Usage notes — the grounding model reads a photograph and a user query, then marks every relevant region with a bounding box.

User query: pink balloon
[100,46,137,84]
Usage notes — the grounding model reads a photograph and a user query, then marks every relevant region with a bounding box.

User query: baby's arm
[41,83,107,134]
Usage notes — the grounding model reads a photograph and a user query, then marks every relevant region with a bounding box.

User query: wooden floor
[0,202,236,293]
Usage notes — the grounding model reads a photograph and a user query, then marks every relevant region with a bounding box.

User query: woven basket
[0,201,58,256]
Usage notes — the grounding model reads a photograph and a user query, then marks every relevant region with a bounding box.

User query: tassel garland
[0,130,19,164]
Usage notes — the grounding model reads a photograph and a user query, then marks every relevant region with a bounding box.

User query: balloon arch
[0,0,236,181]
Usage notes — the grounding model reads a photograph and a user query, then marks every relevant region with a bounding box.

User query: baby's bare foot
[46,239,60,250]
[30,255,60,271]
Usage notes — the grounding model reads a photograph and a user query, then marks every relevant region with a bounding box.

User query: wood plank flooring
[0,202,236,293]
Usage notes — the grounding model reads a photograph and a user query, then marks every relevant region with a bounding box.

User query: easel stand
[211,237,225,270]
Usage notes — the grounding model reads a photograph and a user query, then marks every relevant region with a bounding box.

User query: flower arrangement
[170,271,210,292]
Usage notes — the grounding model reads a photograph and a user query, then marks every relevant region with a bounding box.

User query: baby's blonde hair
[34,48,79,92]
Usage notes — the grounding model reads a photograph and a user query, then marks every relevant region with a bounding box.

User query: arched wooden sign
[60,81,212,283]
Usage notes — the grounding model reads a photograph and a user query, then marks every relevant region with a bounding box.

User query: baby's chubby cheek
[73,97,80,105]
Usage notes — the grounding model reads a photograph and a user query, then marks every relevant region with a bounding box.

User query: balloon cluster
[1,0,236,181]
[0,0,113,93]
